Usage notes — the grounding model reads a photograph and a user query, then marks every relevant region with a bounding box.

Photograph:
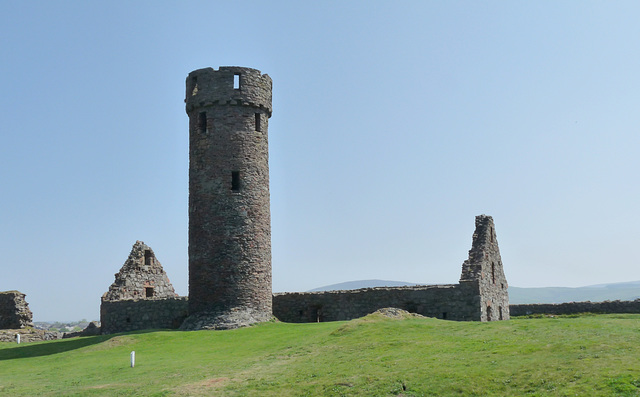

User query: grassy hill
[1,313,640,396]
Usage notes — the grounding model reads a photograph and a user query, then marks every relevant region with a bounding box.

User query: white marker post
[16,334,20,344]
[130,351,135,368]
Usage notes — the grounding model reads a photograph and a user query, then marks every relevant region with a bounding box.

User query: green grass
[2,314,640,396]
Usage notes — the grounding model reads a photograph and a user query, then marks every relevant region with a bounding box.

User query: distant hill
[309,280,640,304]
[308,279,417,292]
[508,281,640,304]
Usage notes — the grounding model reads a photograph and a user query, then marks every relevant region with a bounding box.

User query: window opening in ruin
[144,250,152,267]
[491,262,496,284]
[231,171,241,191]
[145,287,154,298]
[126,317,131,323]
[234,74,240,89]
[486,305,492,321]
[499,306,503,320]
[198,112,207,132]
[442,312,447,320]
[191,76,198,96]
[255,113,261,132]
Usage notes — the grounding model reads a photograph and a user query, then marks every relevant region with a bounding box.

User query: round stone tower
[181,66,273,330]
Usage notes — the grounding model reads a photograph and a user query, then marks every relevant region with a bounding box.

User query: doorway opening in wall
[310,306,323,322]
[145,287,154,298]
[442,312,448,320]
[499,306,503,320]
[486,305,492,321]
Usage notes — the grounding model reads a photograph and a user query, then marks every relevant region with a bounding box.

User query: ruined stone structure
[181,67,273,330]
[0,291,33,329]
[102,241,177,301]
[510,300,640,317]
[101,297,188,334]
[97,68,510,334]
[274,215,510,322]
[100,241,187,334]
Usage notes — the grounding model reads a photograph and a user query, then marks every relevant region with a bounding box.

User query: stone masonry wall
[274,215,509,324]
[0,329,61,343]
[0,291,33,329]
[183,66,273,330]
[510,300,640,316]
[103,241,177,301]
[460,215,510,321]
[273,283,481,322]
[100,297,188,334]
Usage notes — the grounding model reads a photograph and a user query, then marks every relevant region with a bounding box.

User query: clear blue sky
[2,2,639,321]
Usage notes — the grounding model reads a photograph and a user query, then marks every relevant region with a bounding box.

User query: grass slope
[1,314,640,396]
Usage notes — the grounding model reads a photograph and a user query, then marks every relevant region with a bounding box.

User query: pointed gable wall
[459,215,510,321]
[102,241,177,301]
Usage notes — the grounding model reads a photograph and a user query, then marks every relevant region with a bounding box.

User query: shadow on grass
[0,329,164,361]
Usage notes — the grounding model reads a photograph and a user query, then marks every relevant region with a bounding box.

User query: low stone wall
[510,300,640,316]
[273,283,482,323]
[0,291,33,329]
[0,329,61,343]
[100,297,188,334]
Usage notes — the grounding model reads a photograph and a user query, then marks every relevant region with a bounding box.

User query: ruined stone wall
[0,291,33,329]
[103,241,177,301]
[183,66,273,330]
[0,329,60,343]
[274,215,510,324]
[510,300,640,316]
[100,297,188,334]
[460,215,510,321]
[273,283,481,322]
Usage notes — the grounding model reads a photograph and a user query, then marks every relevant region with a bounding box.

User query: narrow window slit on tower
[233,74,240,89]
[145,287,154,298]
[231,171,241,191]
[198,112,207,131]
[255,113,261,132]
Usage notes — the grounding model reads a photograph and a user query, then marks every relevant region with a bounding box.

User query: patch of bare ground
[174,377,229,395]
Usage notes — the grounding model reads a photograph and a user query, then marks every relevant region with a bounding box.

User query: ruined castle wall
[0,329,61,343]
[510,300,640,316]
[0,291,33,329]
[460,216,510,321]
[100,297,188,334]
[103,241,177,301]
[273,282,481,323]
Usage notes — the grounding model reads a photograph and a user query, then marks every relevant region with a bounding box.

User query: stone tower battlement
[185,67,272,116]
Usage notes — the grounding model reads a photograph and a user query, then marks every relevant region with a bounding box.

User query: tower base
[179,307,273,331]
